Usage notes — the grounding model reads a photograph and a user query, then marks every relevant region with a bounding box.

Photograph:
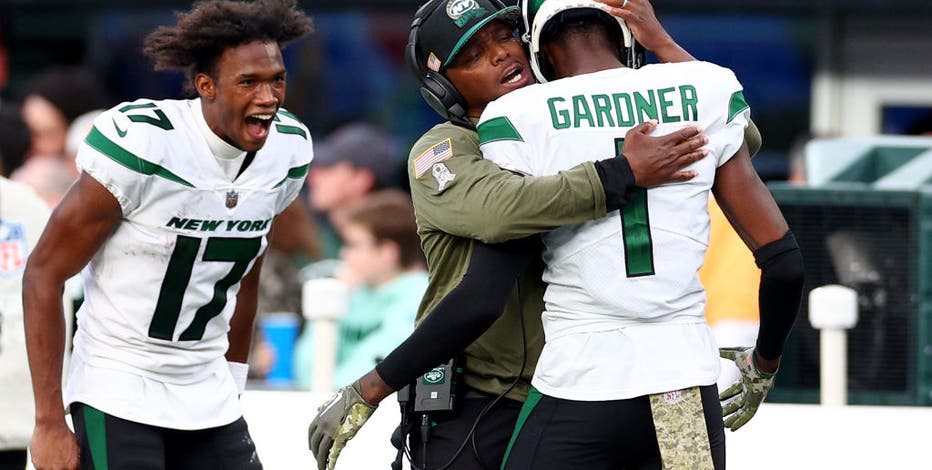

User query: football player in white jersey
[22,1,314,469]
[473,1,805,469]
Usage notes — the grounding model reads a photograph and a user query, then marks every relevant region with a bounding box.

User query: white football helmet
[521,0,640,83]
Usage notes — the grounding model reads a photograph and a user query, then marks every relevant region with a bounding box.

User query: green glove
[718,346,776,431]
[308,380,377,470]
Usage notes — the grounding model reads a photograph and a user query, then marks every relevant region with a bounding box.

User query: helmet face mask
[520,0,640,83]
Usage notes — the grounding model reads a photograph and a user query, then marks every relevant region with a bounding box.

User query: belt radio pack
[413,356,462,413]
[391,356,463,470]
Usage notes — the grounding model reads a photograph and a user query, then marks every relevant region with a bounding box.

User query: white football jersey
[478,61,749,400]
[67,98,312,428]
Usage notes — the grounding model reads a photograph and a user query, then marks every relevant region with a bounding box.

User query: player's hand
[718,346,777,431]
[622,120,708,187]
[308,380,377,470]
[30,420,80,470]
[594,0,694,62]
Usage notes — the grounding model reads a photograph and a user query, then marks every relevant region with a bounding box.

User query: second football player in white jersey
[480,59,747,401]
[475,1,804,468]
[23,1,315,469]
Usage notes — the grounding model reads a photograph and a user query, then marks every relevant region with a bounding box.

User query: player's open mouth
[245,113,274,140]
[501,65,526,85]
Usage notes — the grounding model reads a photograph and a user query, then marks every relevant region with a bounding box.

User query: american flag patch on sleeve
[414,138,453,178]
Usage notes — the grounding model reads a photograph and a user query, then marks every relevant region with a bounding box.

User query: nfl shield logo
[226,191,239,209]
[0,220,27,277]
[664,390,683,404]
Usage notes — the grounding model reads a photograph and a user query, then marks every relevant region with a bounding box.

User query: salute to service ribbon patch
[414,138,453,178]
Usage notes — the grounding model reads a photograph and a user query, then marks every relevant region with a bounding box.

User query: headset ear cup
[421,72,468,122]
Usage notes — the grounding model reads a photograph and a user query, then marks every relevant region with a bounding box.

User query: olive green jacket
[407,121,607,401]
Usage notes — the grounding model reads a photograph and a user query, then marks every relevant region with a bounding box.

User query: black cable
[406,285,529,470]
[470,284,527,469]
[421,414,431,469]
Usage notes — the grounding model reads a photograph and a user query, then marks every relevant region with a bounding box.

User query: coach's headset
[407,0,646,129]
[405,0,513,130]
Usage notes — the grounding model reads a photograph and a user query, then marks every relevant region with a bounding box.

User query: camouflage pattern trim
[649,386,714,469]
[326,401,376,469]
[719,346,776,431]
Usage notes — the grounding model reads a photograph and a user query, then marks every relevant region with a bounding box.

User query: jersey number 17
[148,236,261,341]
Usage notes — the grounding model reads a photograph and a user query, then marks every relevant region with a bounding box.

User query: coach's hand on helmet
[308,380,377,470]
[718,346,778,431]
[595,0,671,53]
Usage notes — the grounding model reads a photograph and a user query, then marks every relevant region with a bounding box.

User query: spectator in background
[20,66,110,160]
[306,122,403,259]
[248,198,323,382]
[0,107,53,470]
[0,108,29,177]
[11,156,74,209]
[0,22,10,111]
[0,109,74,208]
[293,189,427,390]
[64,110,106,175]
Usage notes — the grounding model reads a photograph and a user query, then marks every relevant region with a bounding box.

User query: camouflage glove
[718,346,776,431]
[308,380,377,470]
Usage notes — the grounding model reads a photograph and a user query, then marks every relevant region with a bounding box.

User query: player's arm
[411,124,706,244]
[268,198,321,261]
[368,237,537,400]
[713,143,803,366]
[409,130,604,243]
[23,173,123,470]
[712,143,805,430]
[226,238,267,395]
[308,237,536,469]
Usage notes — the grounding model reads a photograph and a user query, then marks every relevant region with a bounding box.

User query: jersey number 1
[148,236,261,341]
[616,138,655,277]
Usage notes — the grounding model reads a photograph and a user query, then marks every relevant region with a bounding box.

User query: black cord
[420,414,430,469]
[471,284,527,469]
[406,284,529,470]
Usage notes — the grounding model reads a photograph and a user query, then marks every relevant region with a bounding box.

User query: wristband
[228,361,249,394]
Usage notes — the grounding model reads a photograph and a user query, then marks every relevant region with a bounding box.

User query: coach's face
[445,20,533,119]
[197,40,286,152]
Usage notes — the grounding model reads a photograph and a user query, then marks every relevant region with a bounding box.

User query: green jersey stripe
[502,387,543,468]
[621,187,655,277]
[273,163,310,188]
[478,116,524,145]
[727,91,749,124]
[83,405,110,470]
[276,109,301,122]
[85,126,194,187]
[275,124,307,140]
[118,102,157,113]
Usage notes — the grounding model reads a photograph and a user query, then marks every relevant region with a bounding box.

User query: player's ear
[194,73,216,101]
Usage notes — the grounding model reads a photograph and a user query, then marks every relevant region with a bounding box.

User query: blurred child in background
[293,189,426,389]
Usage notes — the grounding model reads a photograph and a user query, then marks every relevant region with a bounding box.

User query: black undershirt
[236,151,256,179]
[376,237,539,390]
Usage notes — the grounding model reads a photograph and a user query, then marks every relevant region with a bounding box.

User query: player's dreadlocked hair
[143,0,313,86]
